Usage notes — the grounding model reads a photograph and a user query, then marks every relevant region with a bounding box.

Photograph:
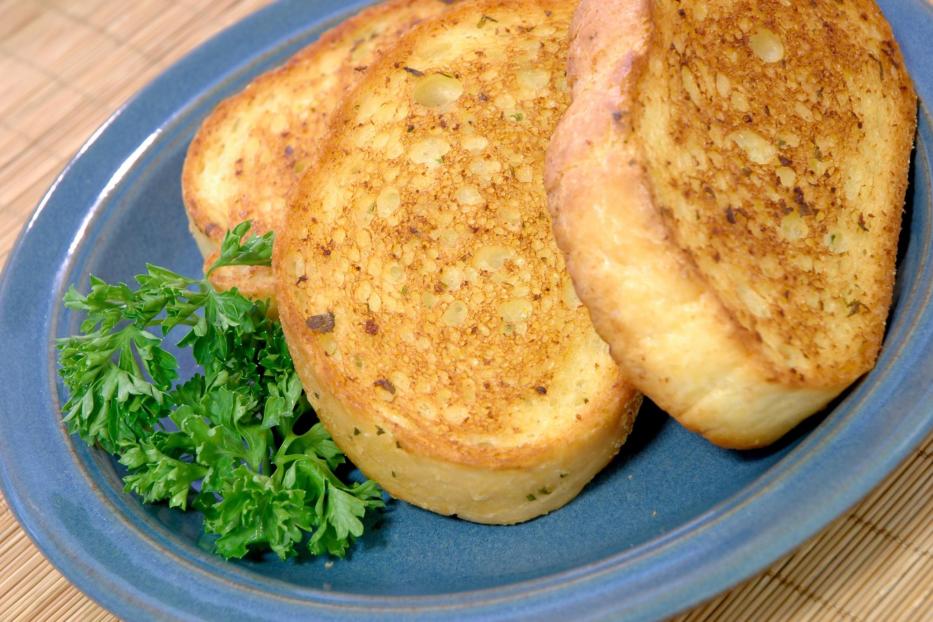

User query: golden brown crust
[637,0,916,385]
[182,0,460,296]
[546,0,916,448]
[276,0,642,523]
[281,297,640,524]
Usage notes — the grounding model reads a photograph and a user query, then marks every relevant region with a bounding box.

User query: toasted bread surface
[546,0,916,448]
[182,0,458,299]
[276,0,641,523]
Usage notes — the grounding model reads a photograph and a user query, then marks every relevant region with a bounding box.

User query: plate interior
[48,9,927,599]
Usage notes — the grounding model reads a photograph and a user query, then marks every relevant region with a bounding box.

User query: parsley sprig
[57,222,383,560]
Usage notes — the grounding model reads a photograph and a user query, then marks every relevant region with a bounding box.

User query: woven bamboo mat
[0,1,930,620]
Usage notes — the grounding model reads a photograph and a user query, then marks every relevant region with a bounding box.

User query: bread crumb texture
[282,0,616,447]
[277,0,639,522]
[636,0,916,384]
[183,0,459,248]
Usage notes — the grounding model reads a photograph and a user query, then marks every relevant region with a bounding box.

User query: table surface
[0,1,930,620]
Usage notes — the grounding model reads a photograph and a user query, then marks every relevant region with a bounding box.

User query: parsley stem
[271,434,298,484]
[277,433,297,457]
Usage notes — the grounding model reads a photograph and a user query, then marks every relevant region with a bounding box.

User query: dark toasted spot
[306,312,335,333]
[793,187,814,216]
[375,379,396,394]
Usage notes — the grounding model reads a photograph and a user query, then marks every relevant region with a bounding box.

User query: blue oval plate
[1,1,932,620]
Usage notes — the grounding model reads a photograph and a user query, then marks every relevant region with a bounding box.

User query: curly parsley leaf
[198,466,315,560]
[58,326,175,453]
[207,221,274,275]
[58,222,382,560]
[120,431,206,510]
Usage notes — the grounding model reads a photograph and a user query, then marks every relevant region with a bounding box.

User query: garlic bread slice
[182,0,460,306]
[546,0,916,448]
[277,0,641,524]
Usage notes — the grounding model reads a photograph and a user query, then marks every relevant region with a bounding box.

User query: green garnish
[57,222,383,560]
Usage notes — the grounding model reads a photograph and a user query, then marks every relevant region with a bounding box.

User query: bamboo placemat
[0,1,930,620]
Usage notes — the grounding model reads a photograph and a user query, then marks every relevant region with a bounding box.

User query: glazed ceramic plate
[1,1,931,620]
